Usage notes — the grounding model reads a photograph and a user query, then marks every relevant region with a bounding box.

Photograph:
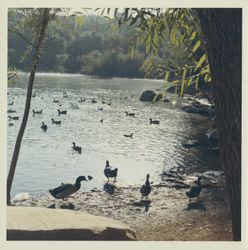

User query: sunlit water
[7,73,219,196]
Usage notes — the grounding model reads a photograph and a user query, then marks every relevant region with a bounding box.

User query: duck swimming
[72,142,82,154]
[7,109,16,113]
[41,122,48,131]
[49,176,88,200]
[33,109,42,115]
[51,118,61,125]
[124,133,133,138]
[104,160,118,182]
[126,111,135,117]
[8,115,19,120]
[78,97,85,103]
[149,118,160,124]
[186,176,202,202]
[57,109,67,115]
[140,174,151,199]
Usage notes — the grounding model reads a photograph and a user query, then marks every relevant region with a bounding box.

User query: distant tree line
[8,13,188,78]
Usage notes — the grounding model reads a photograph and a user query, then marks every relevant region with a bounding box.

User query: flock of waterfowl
[8,90,203,205]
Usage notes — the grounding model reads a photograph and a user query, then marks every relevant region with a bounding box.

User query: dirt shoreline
[12,175,232,241]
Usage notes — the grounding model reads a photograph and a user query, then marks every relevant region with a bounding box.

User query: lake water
[7,73,219,196]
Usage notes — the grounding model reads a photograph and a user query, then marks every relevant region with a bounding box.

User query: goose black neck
[145,175,150,186]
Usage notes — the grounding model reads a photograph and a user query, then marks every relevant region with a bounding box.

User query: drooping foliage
[113,8,211,95]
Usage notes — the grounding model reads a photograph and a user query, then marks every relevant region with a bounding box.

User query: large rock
[139,90,156,102]
[7,206,136,240]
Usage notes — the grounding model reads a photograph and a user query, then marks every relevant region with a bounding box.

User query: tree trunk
[196,9,242,241]
[7,9,50,205]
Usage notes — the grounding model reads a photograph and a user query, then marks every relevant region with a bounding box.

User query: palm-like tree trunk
[7,9,51,205]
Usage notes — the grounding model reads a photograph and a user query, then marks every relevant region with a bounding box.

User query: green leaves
[195,54,207,71]
[192,40,201,52]
[189,31,196,40]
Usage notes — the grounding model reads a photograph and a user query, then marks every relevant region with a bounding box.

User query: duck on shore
[41,122,48,131]
[186,176,202,202]
[72,142,82,154]
[51,118,61,125]
[149,118,160,124]
[104,160,118,182]
[49,176,89,200]
[140,174,151,199]
[57,109,67,115]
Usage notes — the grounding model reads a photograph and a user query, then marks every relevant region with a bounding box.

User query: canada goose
[41,122,48,131]
[104,160,118,182]
[186,176,202,202]
[140,174,151,199]
[124,133,133,138]
[51,118,61,125]
[57,109,67,115]
[126,111,135,117]
[149,118,160,124]
[49,176,88,200]
[72,142,81,154]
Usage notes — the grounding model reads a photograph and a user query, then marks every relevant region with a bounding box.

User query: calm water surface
[7,73,218,196]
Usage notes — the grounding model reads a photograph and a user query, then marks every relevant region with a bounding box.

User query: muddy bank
[12,171,232,241]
